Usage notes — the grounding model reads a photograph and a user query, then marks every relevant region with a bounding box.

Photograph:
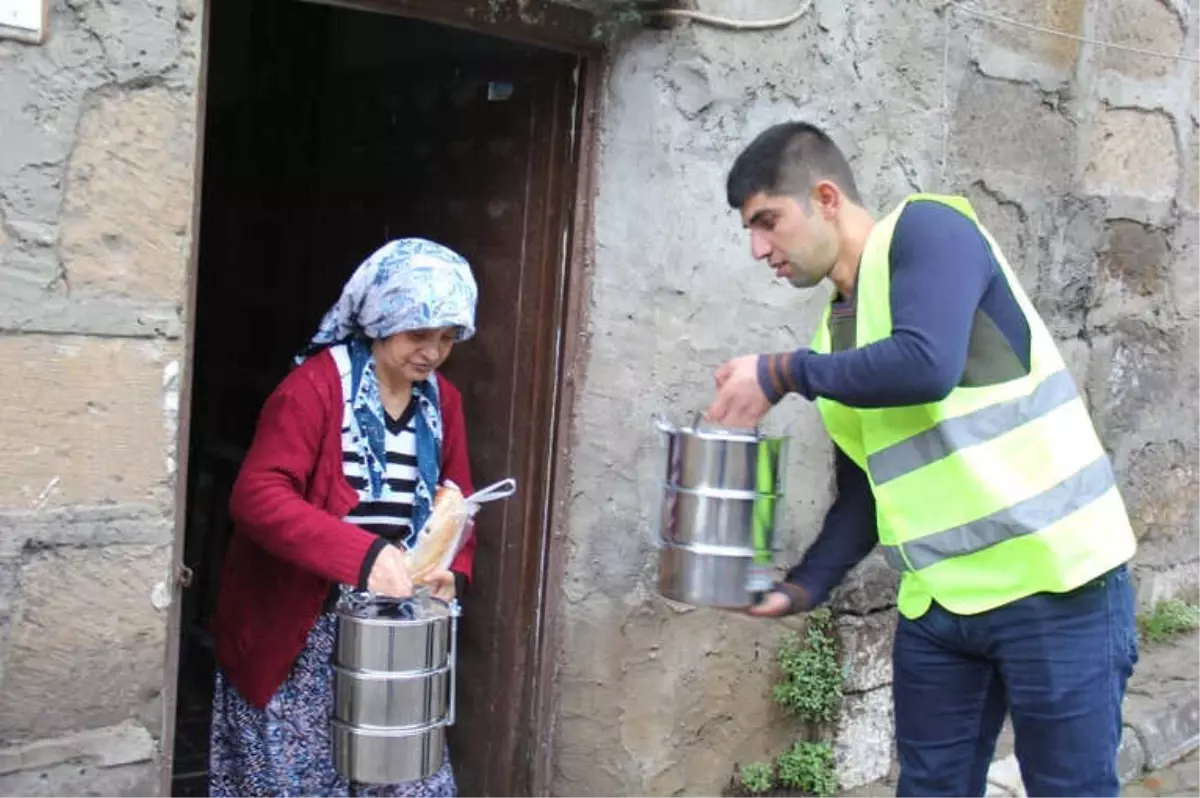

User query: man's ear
[811,180,842,220]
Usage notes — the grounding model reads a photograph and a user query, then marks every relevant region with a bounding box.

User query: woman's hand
[413,568,457,602]
[367,545,414,597]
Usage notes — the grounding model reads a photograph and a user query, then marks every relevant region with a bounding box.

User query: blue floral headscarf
[299,238,478,547]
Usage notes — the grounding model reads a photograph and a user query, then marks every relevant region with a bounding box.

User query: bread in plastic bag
[405,477,517,577]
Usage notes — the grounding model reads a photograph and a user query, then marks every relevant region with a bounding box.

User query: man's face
[740,191,839,288]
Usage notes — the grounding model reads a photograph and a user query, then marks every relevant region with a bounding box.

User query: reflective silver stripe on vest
[882,455,1116,572]
[868,369,1079,486]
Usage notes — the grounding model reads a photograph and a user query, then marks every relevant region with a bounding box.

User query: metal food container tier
[653,413,789,608]
[331,720,448,785]
[331,591,460,785]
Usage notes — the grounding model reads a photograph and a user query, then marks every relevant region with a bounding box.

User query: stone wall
[0,0,201,793]
[552,0,1199,794]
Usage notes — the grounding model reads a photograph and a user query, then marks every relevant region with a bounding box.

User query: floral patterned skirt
[209,613,456,797]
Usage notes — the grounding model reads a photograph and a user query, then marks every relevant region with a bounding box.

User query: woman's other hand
[413,568,456,602]
[367,545,414,597]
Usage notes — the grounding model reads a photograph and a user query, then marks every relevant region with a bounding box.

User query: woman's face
[372,326,459,384]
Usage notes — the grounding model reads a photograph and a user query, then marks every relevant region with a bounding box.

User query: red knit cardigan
[211,349,476,708]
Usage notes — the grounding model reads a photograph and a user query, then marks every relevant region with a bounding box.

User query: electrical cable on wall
[647,1,1196,181]
[939,1,1199,183]
[648,1,813,31]
[947,1,1200,63]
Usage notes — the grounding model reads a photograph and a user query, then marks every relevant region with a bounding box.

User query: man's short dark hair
[725,122,862,210]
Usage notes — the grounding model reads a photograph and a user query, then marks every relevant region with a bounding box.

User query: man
[706,121,1139,798]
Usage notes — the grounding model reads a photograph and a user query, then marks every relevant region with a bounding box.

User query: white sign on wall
[0,0,48,44]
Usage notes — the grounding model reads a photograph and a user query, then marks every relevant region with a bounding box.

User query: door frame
[158,1,604,795]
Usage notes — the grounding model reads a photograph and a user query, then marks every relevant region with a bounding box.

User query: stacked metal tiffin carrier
[654,413,789,609]
[331,590,460,784]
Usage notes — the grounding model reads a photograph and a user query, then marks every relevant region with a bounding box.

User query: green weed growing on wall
[772,608,843,724]
[775,741,838,797]
[1137,599,1200,644]
[738,761,775,795]
[733,608,844,797]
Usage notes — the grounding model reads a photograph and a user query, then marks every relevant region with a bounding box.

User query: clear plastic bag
[404,477,517,576]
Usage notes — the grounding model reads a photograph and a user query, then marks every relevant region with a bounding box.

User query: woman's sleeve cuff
[357,537,390,591]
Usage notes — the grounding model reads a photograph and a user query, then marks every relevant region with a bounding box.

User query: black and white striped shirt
[333,345,419,547]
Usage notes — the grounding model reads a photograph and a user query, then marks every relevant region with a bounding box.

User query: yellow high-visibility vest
[810,193,1136,619]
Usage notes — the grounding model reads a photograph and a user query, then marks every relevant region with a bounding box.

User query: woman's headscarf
[301,238,478,545]
[305,237,478,351]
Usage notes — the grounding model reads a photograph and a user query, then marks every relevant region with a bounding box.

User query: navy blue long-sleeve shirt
[766,201,1032,607]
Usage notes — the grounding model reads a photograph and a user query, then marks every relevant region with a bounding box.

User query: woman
[208,238,479,797]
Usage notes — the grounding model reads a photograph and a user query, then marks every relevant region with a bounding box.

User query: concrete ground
[1122,750,1200,797]
[843,751,1200,797]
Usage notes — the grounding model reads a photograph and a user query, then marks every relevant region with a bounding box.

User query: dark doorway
[169,0,584,794]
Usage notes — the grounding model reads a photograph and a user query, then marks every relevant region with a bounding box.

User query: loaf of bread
[406,481,470,576]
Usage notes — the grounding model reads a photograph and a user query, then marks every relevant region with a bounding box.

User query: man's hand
[705,355,772,428]
[745,590,794,617]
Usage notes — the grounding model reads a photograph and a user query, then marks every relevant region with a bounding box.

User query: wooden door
[303,41,583,796]
[176,1,584,792]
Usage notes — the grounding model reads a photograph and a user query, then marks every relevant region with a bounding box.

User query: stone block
[1171,758,1200,787]
[1167,216,1199,318]
[0,544,169,742]
[951,71,1076,193]
[60,86,195,303]
[1057,338,1091,409]
[1100,220,1169,298]
[1101,0,1185,81]
[0,721,155,774]
[0,505,172,554]
[1126,691,1200,770]
[0,759,155,797]
[836,611,897,694]
[978,0,1086,71]
[1118,439,1199,549]
[1101,195,1177,229]
[1026,196,1108,339]
[0,251,62,303]
[0,294,183,338]
[834,687,894,790]
[1119,723,1149,783]
[828,552,899,616]
[1087,321,1196,446]
[0,335,178,508]
[1186,134,1199,211]
[841,770,899,798]
[1132,562,1200,611]
[963,181,1032,289]
[1088,220,1172,331]
[78,0,182,83]
[1083,109,1179,201]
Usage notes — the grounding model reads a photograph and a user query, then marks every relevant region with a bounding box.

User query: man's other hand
[746,590,793,617]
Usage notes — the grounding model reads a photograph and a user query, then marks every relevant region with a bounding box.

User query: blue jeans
[893,566,1138,797]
